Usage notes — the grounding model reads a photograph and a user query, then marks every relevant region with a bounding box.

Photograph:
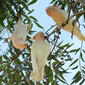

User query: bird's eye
[24,44,27,46]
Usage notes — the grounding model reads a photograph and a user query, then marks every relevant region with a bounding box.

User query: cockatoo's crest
[46,6,68,20]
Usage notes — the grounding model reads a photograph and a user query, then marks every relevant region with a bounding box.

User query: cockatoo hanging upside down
[46,6,85,41]
[31,32,50,82]
[11,19,31,49]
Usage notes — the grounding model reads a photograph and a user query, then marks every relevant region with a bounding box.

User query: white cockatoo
[11,19,31,49]
[30,32,50,82]
[46,6,85,40]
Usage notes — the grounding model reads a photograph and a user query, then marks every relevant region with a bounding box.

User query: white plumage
[46,6,85,40]
[31,32,50,82]
[11,19,30,49]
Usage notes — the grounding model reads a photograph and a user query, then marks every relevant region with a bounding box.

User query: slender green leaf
[72,66,78,70]
[80,52,85,62]
[57,41,63,47]
[80,79,84,85]
[30,16,38,21]
[3,55,9,60]
[75,48,80,54]
[59,72,65,80]
[23,0,28,3]
[59,43,73,49]
[28,9,34,14]
[72,71,82,84]
[57,76,67,84]
[50,0,56,4]
[82,69,85,74]
[21,1,29,11]
[33,21,43,29]
[69,49,79,53]
[60,43,69,49]
[0,56,2,62]
[66,44,74,49]
[53,1,58,6]
[73,71,81,79]
[28,0,37,5]
[83,49,85,53]
[69,59,78,67]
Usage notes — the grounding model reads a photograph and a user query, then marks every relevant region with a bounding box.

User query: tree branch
[48,27,61,58]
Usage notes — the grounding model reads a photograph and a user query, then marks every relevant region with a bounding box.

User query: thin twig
[45,24,56,33]
[71,21,75,39]
[66,2,71,23]
[47,28,57,38]
[48,27,61,58]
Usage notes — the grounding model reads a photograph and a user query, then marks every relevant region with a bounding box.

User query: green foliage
[28,0,37,5]
[0,0,85,85]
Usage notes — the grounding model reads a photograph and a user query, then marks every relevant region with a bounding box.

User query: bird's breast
[31,41,50,57]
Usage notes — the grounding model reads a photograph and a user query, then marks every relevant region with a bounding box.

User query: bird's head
[32,32,45,41]
[46,6,61,17]
[46,6,57,16]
